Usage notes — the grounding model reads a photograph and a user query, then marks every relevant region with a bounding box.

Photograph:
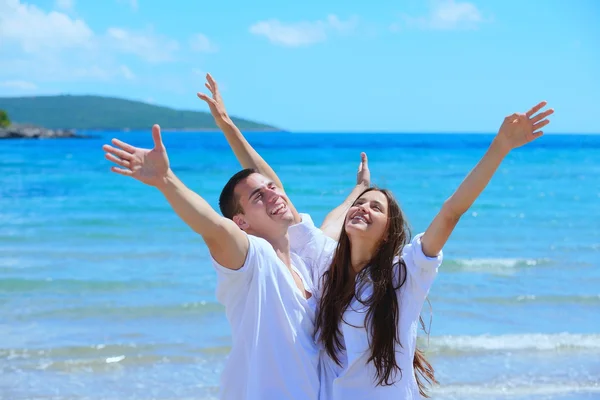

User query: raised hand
[102,124,170,187]
[495,101,554,152]
[357,152,370,188]
[197,73,230,126]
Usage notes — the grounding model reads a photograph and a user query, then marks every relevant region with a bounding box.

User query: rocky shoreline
[0,124,92,139]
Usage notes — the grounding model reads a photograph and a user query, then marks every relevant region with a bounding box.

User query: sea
[1,131,599,400]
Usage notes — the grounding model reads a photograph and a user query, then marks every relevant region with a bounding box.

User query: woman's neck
[349,239,377,275]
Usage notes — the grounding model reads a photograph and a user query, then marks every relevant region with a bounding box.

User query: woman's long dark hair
[315,188,437,396]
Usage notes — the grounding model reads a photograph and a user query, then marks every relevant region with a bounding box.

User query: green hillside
[0,95,279,131]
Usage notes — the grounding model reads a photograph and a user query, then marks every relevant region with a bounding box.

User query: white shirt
[288,214,442,400]
[212,232,320,400]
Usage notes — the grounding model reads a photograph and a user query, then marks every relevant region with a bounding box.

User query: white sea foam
[434,381,600,399]
[424,333,600,354]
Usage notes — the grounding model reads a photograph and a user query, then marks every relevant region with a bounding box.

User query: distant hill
[0,95,279,131]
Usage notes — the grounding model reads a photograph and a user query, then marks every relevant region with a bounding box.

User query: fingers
[105,152,130,168]
[203,74,218,96]
[197,92,217,106]
[206,73,222,101]
[532,131,544,139]
[201,73,218,100]
[530,108,554,124]
[111,138,136,153]
[525,101,547,118]
[206,73,218,91]
[532,119,550,132]
[102,144,133,161]
[357,152,370,186]
[111,166,133,176]
[151,124,165,150]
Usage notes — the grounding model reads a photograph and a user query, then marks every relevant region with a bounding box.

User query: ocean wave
[433,381,600,399]
[474,294,600,306]
[2,342,230,373]
[438,293,600,307]
[442,257,553,274]
[2,343,156,361]
[0,277,175,293]
[14,301,225,320]
[422,333,600,354]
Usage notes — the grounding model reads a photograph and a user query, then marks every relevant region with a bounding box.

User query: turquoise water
[1,132,599,400]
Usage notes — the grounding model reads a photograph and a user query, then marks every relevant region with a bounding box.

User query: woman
[288,101,554,399]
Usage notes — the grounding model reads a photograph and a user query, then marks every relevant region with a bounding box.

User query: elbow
[440,200,463,224]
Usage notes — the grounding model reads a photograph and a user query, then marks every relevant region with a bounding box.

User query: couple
[102,74,553,400]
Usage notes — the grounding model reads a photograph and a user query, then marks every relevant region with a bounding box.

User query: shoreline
[0,124,94,140]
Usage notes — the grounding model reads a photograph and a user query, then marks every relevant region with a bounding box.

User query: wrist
[356,180,369,191]
[156,169,177,192]
[215,115,233,129]
[491,135,511,156]
[349,181,369,204]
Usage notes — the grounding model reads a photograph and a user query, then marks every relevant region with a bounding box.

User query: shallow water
[1,132,599,399]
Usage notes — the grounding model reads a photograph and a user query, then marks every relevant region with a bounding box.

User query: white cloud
[249,14,358,47]
[189,33,217,53]
[397,0,484,31]
[116,0,138,11]
[192,68,205,77]
[0,80,38,90]
[70,66,114,80]
[55,0,74,11]
[67,65,135,81]
[0,0,93,53]
[119,65,135,80]
[0,1,177,63]
[106,27,179,63]
[0,0,216,92]
[326,15,358,33]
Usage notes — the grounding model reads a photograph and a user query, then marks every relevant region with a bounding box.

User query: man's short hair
[219,168,258,219]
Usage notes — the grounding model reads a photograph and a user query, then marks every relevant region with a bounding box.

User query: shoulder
[401,233,443,273]
[212,233,276,276]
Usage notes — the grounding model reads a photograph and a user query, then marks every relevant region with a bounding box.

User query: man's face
[233,173,294,238]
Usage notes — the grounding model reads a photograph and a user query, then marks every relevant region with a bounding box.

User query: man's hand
[102,124,170,187]
[197,73,230,128]
[357,152,370,188]
[494,101,554,153]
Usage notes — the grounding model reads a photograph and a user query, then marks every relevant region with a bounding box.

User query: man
[102,74,369,400]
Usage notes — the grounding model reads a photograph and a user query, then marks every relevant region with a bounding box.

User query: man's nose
[265,189,279,203]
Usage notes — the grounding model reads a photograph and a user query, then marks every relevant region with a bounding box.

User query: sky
[0,0,598,133]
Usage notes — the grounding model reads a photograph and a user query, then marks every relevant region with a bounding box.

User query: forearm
[157,170,224,237]
[444,137,509,217]
[218,118,283,188]
[321,182,369,240]
[158,170,249,269]
[422,138,509,256]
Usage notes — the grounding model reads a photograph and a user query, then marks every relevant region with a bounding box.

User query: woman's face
[345,190,389,245]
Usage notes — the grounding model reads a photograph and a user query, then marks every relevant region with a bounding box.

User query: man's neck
[267,232,292,268]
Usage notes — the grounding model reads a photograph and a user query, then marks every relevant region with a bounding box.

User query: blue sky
[0,0,598,133]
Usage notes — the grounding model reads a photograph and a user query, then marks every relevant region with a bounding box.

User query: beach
[1,131,599,400]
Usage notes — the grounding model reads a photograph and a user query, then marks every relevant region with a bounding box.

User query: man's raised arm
[102,124,248,270]
[197,74,301,224]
